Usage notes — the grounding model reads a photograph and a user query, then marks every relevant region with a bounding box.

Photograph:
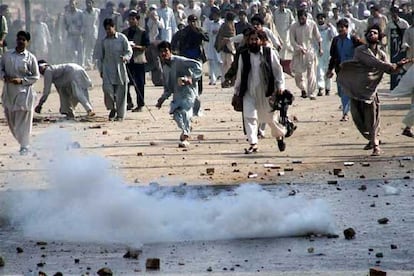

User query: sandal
[371,146,381,156]
[244,144,258,154]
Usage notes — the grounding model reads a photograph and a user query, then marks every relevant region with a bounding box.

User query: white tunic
[203,19,223,62]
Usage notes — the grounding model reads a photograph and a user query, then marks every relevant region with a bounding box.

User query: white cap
[363,10,370,17]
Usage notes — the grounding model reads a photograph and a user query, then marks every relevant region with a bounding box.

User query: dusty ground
[0,70,412,190]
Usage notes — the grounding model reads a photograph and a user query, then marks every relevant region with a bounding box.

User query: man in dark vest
[233,29,287,154]
[122,10,150,112]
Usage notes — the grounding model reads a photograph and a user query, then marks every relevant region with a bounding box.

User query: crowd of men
[0,0,414,155]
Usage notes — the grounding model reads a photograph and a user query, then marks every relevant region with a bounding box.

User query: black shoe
[325,89,330,96]
[317,88,323,96]
[301,90,307,98]
[127,103,134,111]
[132,106,143,112]
[402,128,414,138]
[244,144,258,154]
[108,109,116,120]
[277,138,286,152]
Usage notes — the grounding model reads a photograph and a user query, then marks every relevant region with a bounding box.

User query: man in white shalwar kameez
[157,0,178,42]
[82,0,100,70]
[35,61,95,118]
[290,9,322,99]
[203,7,223,85]
[1,31,39,155]
[95,18,132,121]
[234,29,287,153]
[273,0,295,60]
[31,14,52,61]
[390,64,414,138]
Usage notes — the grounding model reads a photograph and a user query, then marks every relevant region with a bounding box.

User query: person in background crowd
[31,13,52,61]
[0,5,8,57]
[273,0,295,61]
[204,6,223,85]
[95,18,132,121]
[1,31,39,155]
[122,10,150,112]
[155,41,202,148]
[315,13,337,96]
[185,0,202,20]
[290,9,322,99]
[158,0,178,42]
[327,18,363,122]
[97,1,123,41]
[64,0,84,65]
[172,14,208,116]
[35,60,95,118]
[82,0,100,70]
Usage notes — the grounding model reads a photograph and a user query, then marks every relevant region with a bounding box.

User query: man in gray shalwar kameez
[337,24,408,156]
[155,41,202,148]
[95,18,132,121]
[35,61,95,118]
[1,31,39,155]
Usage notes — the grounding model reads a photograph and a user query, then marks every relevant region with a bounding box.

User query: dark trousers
[350,94,380,147]
[127,63,146,108]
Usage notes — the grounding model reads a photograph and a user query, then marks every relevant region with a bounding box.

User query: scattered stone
[361,162,370,167]
[292,160,302,164]
[402,156,412,160]
[360,175,366,179]
[89,125,102,129]
[178,262,185,265]
[136,152,143,156]
[278,171,285,176]
[390,244,397,249]
[344,162,354,166]
[233,169,240,172]
[37,262,45,267]
[332,168,342,175]
[146,258,160,270]
[123,249,141,259]
[102,130,108,135]
[370,203,376,207]
[206,266,212,272]
[206,168,215,175]
[377,218,389,224]
[375,252,383,258]
[369,267,386,276]
[149,141,158,146]
[16,247,23,253]
[358,185,367,191]
[74,258,80,264]
[307,247,314,253]
[327,180,338,185]
[248,172,258,178]
[288,190,296,196]
[97,267,113,276]
[326,234,339,239]
[343,227,356,240]
[403,175,411,180]
[231,162,237,167]
[284,167,294,171]
[337,172,345,178]
[36,241,48,246]
[264,164,280,169]
[71,142,81,149]
[197,134,205,140]
[0,256,4,267]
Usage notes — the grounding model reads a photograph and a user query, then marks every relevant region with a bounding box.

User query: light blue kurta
[160,55,202,135]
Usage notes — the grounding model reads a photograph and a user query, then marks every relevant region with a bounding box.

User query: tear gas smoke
[5,129,337,246]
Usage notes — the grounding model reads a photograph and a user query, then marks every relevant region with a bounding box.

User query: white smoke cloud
[4,129,337,246]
